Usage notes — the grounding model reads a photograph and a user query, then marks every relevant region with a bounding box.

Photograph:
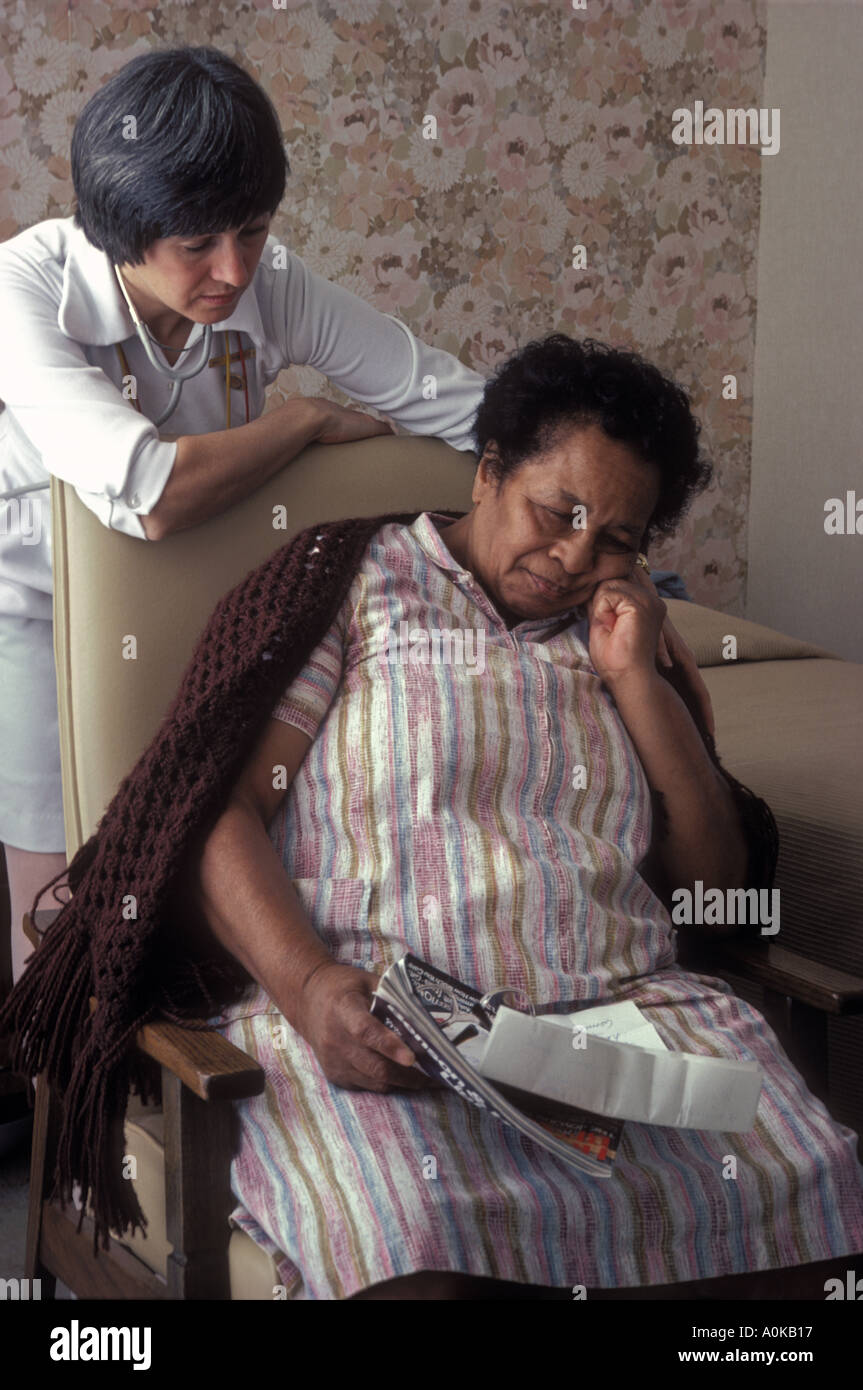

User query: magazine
[370,953,623,1176]
[370,953,765,1175]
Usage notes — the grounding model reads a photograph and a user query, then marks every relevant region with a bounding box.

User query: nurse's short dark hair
[472,335,712,546]
[71,46,288,265]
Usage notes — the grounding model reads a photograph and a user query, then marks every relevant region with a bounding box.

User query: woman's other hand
[310,397,396,446]
[292,961,433,1093]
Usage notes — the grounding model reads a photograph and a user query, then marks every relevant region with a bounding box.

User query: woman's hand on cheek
[629,564,716,736]
[630,561,673,668]
[587,578,666,691]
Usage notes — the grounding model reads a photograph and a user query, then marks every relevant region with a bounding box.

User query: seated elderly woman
[171,334,863,1302]
[6,335,862,1303]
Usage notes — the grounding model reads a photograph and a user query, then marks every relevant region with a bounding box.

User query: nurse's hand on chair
[310,398,396,446]
[293,961,440,1094]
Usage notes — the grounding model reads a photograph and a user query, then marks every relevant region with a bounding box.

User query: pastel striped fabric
[213,511,863,1298]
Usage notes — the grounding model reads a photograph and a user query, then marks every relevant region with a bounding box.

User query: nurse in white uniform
[0,46,486,982]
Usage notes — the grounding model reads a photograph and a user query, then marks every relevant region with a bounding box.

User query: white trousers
[0,614,66,851]
[0,614,69,983]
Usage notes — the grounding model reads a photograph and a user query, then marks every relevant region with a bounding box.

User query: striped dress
[212,510,863,1298]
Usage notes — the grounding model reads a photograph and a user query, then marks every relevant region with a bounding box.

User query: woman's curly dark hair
[471,335,712,545]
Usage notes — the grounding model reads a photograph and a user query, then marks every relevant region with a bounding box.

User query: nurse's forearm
[142,396,324,540]
[181,796,335,1028]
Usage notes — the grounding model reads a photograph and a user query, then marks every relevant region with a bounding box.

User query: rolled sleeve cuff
[72,437,177,540]
[121,436,177,516]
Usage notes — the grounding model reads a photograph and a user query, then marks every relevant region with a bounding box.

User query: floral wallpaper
[0,0,766,613]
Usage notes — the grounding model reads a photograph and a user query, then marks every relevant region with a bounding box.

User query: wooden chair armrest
[134,1017,264,1103]
[678,934,863,1015]
[26,910,265,1101]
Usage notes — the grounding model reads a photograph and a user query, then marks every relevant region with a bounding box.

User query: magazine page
[479,1005,763,1131]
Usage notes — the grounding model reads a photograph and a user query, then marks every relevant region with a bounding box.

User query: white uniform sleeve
[269,251,485,454]
[0,252,177,539]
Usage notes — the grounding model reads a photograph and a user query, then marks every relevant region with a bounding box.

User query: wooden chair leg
[163,1070,238,1299]
[24,1073,57,1298]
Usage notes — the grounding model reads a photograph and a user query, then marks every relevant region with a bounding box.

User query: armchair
[21,434,863,1299]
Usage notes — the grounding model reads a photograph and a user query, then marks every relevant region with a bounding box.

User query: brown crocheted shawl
[0,509,778,1253]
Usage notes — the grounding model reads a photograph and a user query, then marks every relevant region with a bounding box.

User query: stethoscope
[113,264,213,428]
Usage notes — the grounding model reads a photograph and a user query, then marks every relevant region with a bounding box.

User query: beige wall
[748,0,863,659]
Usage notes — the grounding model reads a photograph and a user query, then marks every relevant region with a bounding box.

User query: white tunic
[0,217,485,621]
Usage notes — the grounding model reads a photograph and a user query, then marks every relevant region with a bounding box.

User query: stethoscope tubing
[113,264,214,427]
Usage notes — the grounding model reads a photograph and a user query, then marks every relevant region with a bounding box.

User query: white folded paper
[477,1001,763,1132]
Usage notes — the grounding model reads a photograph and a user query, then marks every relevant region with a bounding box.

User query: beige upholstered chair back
[51,436,477,858]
